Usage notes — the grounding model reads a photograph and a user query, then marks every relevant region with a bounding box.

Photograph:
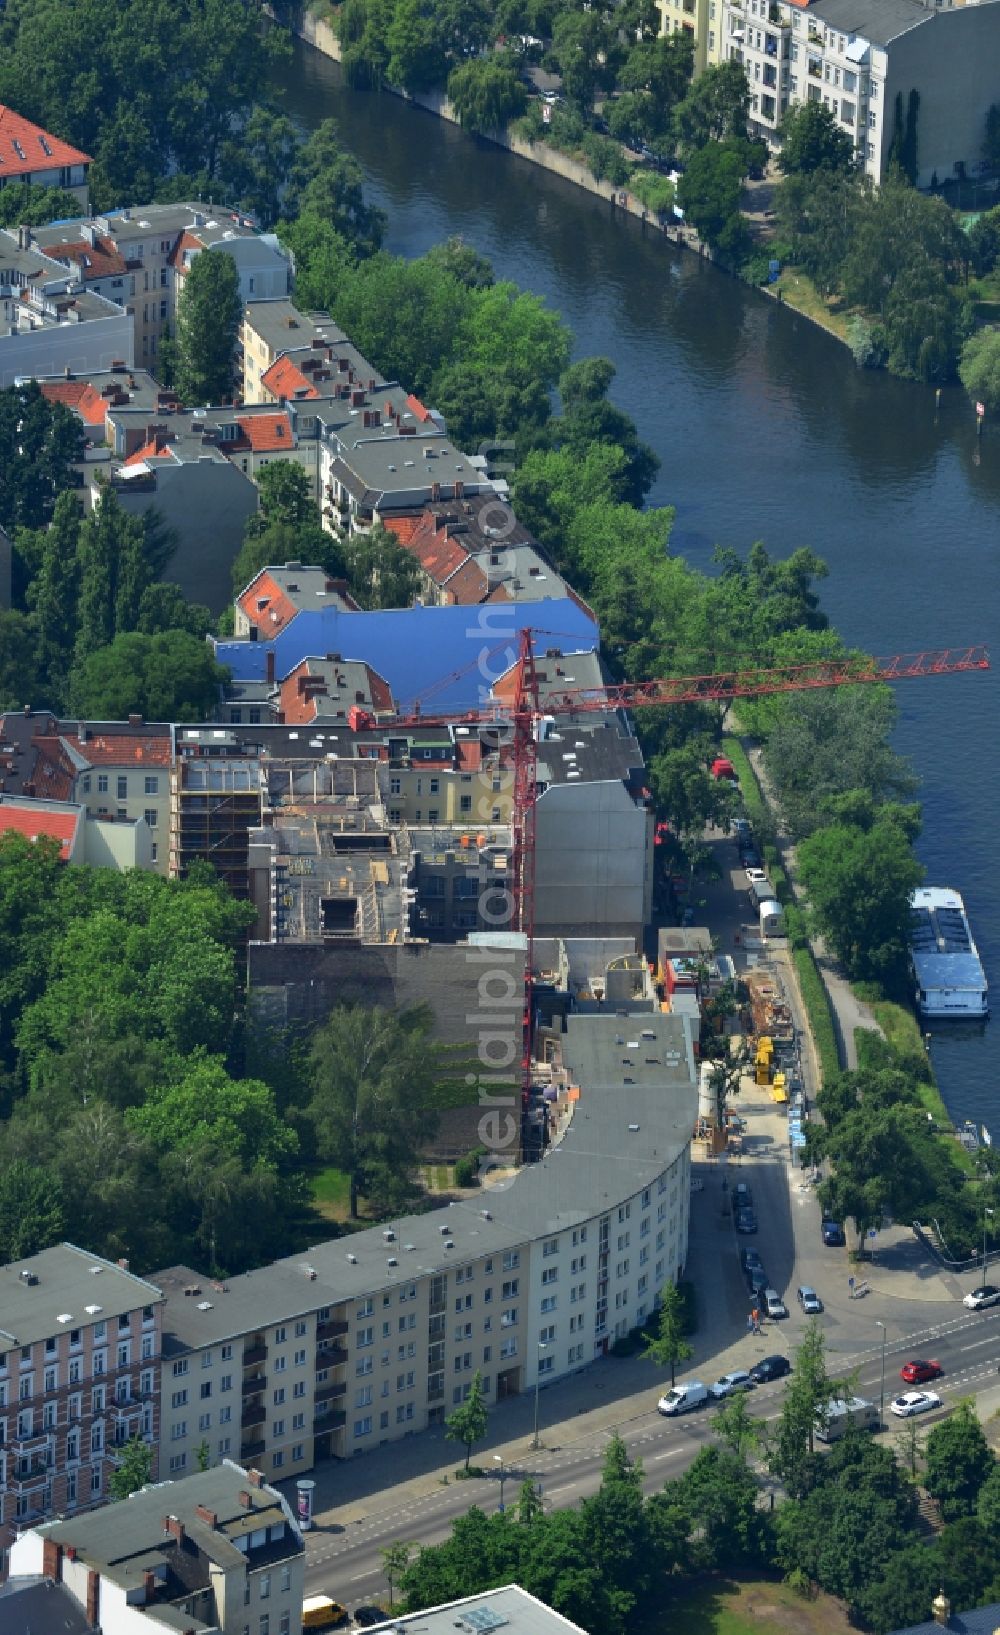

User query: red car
[900,1360,942,1385]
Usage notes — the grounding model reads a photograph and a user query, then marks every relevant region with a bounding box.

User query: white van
[657,1379,709,1416]
[759,899,785,938]
[815,1396,879,1443]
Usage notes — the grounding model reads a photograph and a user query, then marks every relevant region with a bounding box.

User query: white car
[890,1390,942,1419]
[963,1285,1000,1310]
[709,1370,755,1399]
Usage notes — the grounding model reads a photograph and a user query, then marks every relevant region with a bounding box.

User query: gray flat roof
[155,1013,695,1353]
[34,1461,298,1588]
[333,433,490,500]
[365,1584,588,1635]
[0,1576,92,1635]
[0,1244,163,1348]
[810,0,930,44]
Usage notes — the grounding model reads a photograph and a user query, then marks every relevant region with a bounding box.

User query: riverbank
[288,8,860,353]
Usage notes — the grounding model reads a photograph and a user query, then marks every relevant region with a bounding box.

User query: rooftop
[329,432,492,508]
[243,299,352,360]
[365,1585,589,1635]
[154,1011,696,1352]
[30,1460,301,1594]
[809,0,931,44]
[0,105,90,178]
[0,1576,92,1635]
[0,1243,163,1349]
[0,794,81,859]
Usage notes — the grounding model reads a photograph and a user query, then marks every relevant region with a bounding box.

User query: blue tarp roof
[214,600,599,712]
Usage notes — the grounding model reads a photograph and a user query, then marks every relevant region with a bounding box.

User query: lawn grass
[659,1575,853,1635]
[771,266,852,343]
[310,1165,352,1222]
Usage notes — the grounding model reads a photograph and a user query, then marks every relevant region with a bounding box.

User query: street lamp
[875,1320,887,1424]
[532,1343,548,1451]
[493,1454,507,1514]
[983,1208,994,1281]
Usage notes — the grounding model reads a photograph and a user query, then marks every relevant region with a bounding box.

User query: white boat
[910,887,989,1021]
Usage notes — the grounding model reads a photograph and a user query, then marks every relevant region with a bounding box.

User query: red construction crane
[384,633,989,1129]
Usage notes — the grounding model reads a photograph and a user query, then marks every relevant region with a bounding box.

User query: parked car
[963,1285,1000,1310]
[732,1182,753,1210]
[749,1354,791,1383]
[821,1220,845,1247]
[797,1286,823,1314]
[658,1379,709,1415]
[354,1611,388,1629]
[747,1267,769,1297]
[709,1370,756,1399]
[890,1390,942,1419]
[732,817,752,841]
[764,1287,788,1320]
[900,1360,942,1385]
[741,1248,764,1271]
[735,1209,758,1234]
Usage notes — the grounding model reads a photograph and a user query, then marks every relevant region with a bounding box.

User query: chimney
[86,1570,99,1627]
[247,1468,264,1488]
[117,1257,130,1272]
[66,1546,77,1561]
[195,1504,218,1528]
[143,1569,157,1598]
[42,1539,63,1582]
[932,1593,951,1627]
[127,713,142,728]
[163,1515,186,1545]
[238,1490,254,1509]
[266,650,275,686]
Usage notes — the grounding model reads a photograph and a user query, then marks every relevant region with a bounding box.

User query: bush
[453,1148,484,1188]
[792,945,841,1085]
[847,316,885,368]
[741,251,773,286]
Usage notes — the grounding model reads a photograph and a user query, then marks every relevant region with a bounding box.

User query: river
[273,36,999,1129]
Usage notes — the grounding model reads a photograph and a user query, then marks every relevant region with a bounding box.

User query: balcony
[315,1409,346,1430]
[315,1380,347,1405]
[242,1373,267,1396]
[9,1464,49,1491]
[429,1298,446,1317]
[317,1346,347,1370]
[10,1429,51,1454]
[241,1437,266,1460]
[243,1343,267,1368]
[316,1317,348,1342]
[241,1402,265,1429]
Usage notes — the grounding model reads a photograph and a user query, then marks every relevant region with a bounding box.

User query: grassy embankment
[769,267,852,344]
[661,1575,853,1635]
[722,735,840,1087]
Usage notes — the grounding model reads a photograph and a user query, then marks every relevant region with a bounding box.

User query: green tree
[551,11,615,113]
[925,1402,995,1521]
[445,1370,489,1470]
[676,1445,769,1569]
[69,629,227,721]
[136,582,214,638]
[578,1436,651,1627]
[448,58,527,134]
[673,59,750,154]
[0,1158,64,1262]
[642,1281,692,1387]
[382,1540,413,1606]
[968,205,1000,276]
[230,521,347,600]
[677,141,752,260]
[421,237,495,290]
[109,1434,153,1501]
[342,521,421,610]
[308,1005,447,1217]
[175,250,243,406]
[195,1438,211,1472]
[25,490,83,705]
[959,328,1000,416]
[769,1320,837,1495]
[284,119,386,256]
[0,610,42,712]
[0,381,84,537]
[977,1461,1000,1534]
[777,100,856,175]
[711,1388,762,1460]
[0,181,89,229]
[386,0,447,91]
[774,168,860,295]
[797,806,923,985]
[246,461,317,534]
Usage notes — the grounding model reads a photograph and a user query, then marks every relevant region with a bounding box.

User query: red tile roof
[25,738,77,803]
[405,392,433,423]
[168,229,203,271]
[0,801,79,859]
[237,570,301,636]
[73,731,172,767]
[51,236,128,280]
[39,380,110,428]
[236,412,293,453]
[261,356,319,402]
[0,105,90,178]
[123,435,174,469]
[445,558,491,605]
[278,658,394,725]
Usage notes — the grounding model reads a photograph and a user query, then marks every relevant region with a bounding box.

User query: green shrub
[453,1147,485,1188]
[793,945,840,1085]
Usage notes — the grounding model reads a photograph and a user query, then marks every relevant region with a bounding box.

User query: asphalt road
[304,1302,1000,1606]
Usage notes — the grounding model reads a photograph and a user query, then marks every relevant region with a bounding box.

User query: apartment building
[0,794,154,871]
[0,229,133,391]
[151,1010,697,1482]
[240,301,374,406]
[9,1460,305,1635]
[657,0,713,71]
[717,0,1000,182]
[0,1244,164,1565]
[0,105,90,207]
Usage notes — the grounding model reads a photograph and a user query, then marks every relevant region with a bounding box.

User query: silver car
[709,1369,755,1399]
[797,1286,823,1314]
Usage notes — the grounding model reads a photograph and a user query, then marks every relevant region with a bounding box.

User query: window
[199,1412,211,1431]
[200,1381,212,1400]
[503,1251,520,1271]
[293,1381,306,1399]
[44,1366,57,1392]
[292,1412,305,1430]
[222,1344,233,1361]
[540,1296,557,1313]
[357,1328,373,1349]
[98,774,108,794]
[172,1421,187,1440]
[356,1386,373,1407]
[220,1405,232,1424]
[502,1280,519,1299]
[260,1574,271,1600]
[281,1567,291,1594]
[294,1349,306,1367]
[172,1390,188,1409]
[275,1326,287,1344]
[117,776,127,800]
[259,1617,270,1635]
[144,808,158,828]
[92,1385,105,1413]
[354,1417,373,1437]
[273,1388,285,1406]
[172,1360,189,1377]
[538,1354,554,1376]
[541,1267,558,1285]
[295,1321,307,1338]
[356,1357,372,1377]
[221,1374,232,1392]
[273,1419,285,1437]
[144,776,159,795]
